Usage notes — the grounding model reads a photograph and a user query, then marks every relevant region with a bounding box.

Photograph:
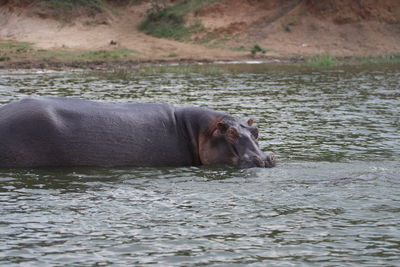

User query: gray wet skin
[0,97,275,168]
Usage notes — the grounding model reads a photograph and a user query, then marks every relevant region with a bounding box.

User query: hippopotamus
[0,97,275,168]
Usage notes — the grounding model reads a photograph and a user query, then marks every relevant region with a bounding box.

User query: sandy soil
[0,0,399,64]
[0,2,241,62]
[197,0,400,57]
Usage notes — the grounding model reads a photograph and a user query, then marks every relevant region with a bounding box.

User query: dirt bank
[197,0,400,57]
[0,0,399,68]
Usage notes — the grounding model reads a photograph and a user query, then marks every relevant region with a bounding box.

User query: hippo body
[0,97,275,168]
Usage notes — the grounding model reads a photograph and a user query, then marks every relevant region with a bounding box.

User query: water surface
[0,64,399,266]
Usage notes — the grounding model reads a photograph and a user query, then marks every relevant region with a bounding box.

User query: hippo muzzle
[264,154,276,168]
[239,154,276,168]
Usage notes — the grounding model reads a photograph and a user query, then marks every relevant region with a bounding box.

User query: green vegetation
[230,45,271,56]
[138,0,214,40]
[0,41,138,63]
[0,56,11,62]
[139,17,191,40]
[72,61,400,81]
[305,54,337,67]
[194,32,231,47]
[304,53,400,67]
[250,44,267,56]
[231,46,247,52]
[36,0,135,19]
[0,41,33,53]
[165,53,179,58]
[37,48,138,61]
[0,42,34,62]
[358,54,400,65]
[42,0,103,13]
[2,42,400,70]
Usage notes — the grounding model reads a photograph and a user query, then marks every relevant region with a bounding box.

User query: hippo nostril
[264,155,276,168]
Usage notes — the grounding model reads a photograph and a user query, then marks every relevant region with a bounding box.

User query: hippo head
[199,117,275,168]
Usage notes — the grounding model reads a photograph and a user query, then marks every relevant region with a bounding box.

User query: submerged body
[0,97,275,168]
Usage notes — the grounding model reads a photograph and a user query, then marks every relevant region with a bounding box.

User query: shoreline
[0,55,300,73]
[1,0,399,75]
[0,54,399,74]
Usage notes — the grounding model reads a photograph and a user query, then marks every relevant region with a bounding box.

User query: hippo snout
[264,154,276,168]
[240,154,276,168]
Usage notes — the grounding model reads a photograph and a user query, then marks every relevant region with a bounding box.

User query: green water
[0,64,399,266]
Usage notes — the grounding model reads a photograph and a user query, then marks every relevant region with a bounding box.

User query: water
[0,64,399,266]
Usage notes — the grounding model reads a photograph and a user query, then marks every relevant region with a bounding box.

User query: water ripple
[1,65,400,266]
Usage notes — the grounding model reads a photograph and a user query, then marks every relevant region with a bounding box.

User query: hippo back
[0,97,194,167]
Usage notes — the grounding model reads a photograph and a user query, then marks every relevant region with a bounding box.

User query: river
[0,64,399,266]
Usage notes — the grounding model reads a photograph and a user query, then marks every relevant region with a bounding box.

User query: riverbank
[1,41,399,73]
[1,0,399,71]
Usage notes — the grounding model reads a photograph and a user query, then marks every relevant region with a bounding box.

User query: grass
[79,63,306,79]
[40,0,104,16]
[164,53,179,58]
[0,41,138,63]
[358,54,400,65]
[42,0,135,11]
[305,54,337,67]
[0,42,34,62]
[138,0,214,40]
[0,41,33,52]
[2,42,399,70]
[304,53,400,67]
[231,46,247,52]
[38,48,138,61]
[37,0,136,20]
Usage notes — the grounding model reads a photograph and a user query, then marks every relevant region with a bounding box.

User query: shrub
[251,44,267,56]
[138,0,213,40]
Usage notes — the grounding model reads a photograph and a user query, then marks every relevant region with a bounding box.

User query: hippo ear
[247,118,254,126]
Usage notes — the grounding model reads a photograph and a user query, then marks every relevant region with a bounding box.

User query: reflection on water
[0,64,400,266]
